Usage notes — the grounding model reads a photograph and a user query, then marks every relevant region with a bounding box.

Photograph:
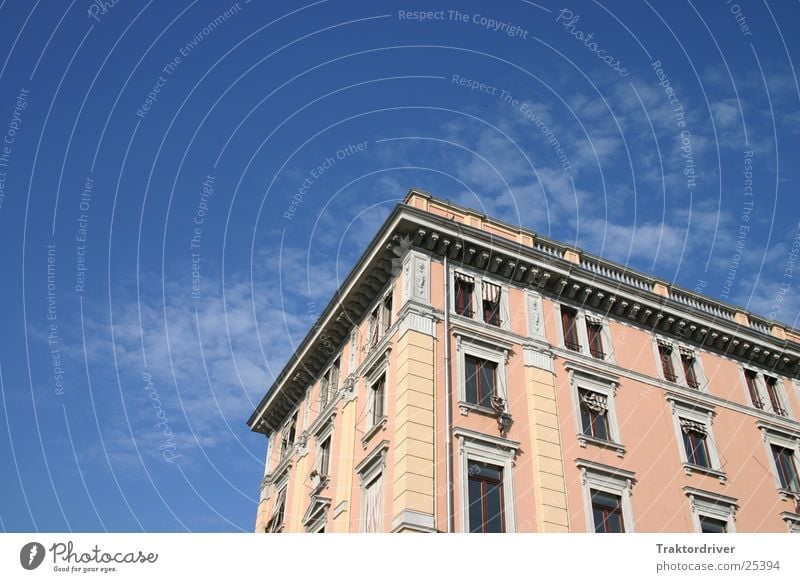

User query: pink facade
[249,190,800,533]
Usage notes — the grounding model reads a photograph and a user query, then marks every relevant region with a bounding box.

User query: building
[247,189,800,533]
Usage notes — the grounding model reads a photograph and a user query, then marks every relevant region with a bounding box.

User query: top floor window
[744,370,764,410]
[681,353,700,389]
[368,291,394,349]
[658,344,677,382]
[744,369,790,417]
[451,270,508,330]
[280,413,297,459]
[561,306,581,352]
[482,281,501,326]
[586,317,605,359]
[454,272,475,318]
[319,359,340,410]
[765,376,788,417]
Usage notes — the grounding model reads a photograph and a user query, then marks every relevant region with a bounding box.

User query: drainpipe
[443,254,455,533]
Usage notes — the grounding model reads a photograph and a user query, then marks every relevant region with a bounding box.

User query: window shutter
[580,391,608,414]
[679,418,707,435]
[482,281,501,303]
[364,474,383,533]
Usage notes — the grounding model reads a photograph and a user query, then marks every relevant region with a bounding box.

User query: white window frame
[454,428,519,533]
[455,332,510,416]
[449,268,511,331]
[555,303,615,364]
[652,337,707,391]
[666,394,725,483]
[576,459,636,533]
[367,288,395,349]
[684,487,737,533]
[266,473,290,533]
[319,358,340,411]
[566,363,624,456]
[355,440,389,533]
[739,367,792,418]
[757,424,800,499]
[362,353,390,446]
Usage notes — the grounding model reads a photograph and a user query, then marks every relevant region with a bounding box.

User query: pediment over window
[302,495,332,532]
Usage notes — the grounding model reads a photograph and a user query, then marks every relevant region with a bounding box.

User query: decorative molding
[361,416,388,449]
[355,439,390,480]
[526,290,546,340]
[333,501,348,519]
[398,307,437,338]
[577,433,626,458]
[524,346,554,372]
[682,463,727,484]
[391,509,436,533]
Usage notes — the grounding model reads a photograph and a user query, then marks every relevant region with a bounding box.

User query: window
[659,344,677,382]
[468,462,505,533]
[454,272,475,317]
[356,440,388,533]
[765,376,788,417]
[381,294,392,334]
[266,485,287,533]
[745,370,764,409]
[576,459,635,533]
[681,419,710,468]
[363,473,384,533]
[456,335,509,416]
[681,353,700,389]
[771,445,800,493]
[579,389,609,441]
[482,281,501,326]
[280,414,297,459]
[561,306,580,352]
[743,369,790,416]
[465,355,496,409]
[451,270,509,329]
[684,487,737,533]
[591,490,625,533]
[700,516,728,533]
[667,395,724,481]
[318,436,331,478]
[586,318,605,359]
[319,359,340,410]
[568,364,623,454]
[369,373,386,427]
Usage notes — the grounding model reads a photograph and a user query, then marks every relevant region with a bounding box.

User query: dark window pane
[485,482,504,533]
[480,362,495,408]
[470,462,502,481]
[591,490,624,533]
[468,478,483,533]
[465,357,478,404]
[700,516,727,533]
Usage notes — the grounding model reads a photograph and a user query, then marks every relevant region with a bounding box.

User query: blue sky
[0,0,798,532]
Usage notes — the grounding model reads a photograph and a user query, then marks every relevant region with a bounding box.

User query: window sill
[683,463,727,484]
[577,434,625,458]
[458,401,503,417]
[361,416,388,449]
[778,488,800,502]
[309,473,330,496]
